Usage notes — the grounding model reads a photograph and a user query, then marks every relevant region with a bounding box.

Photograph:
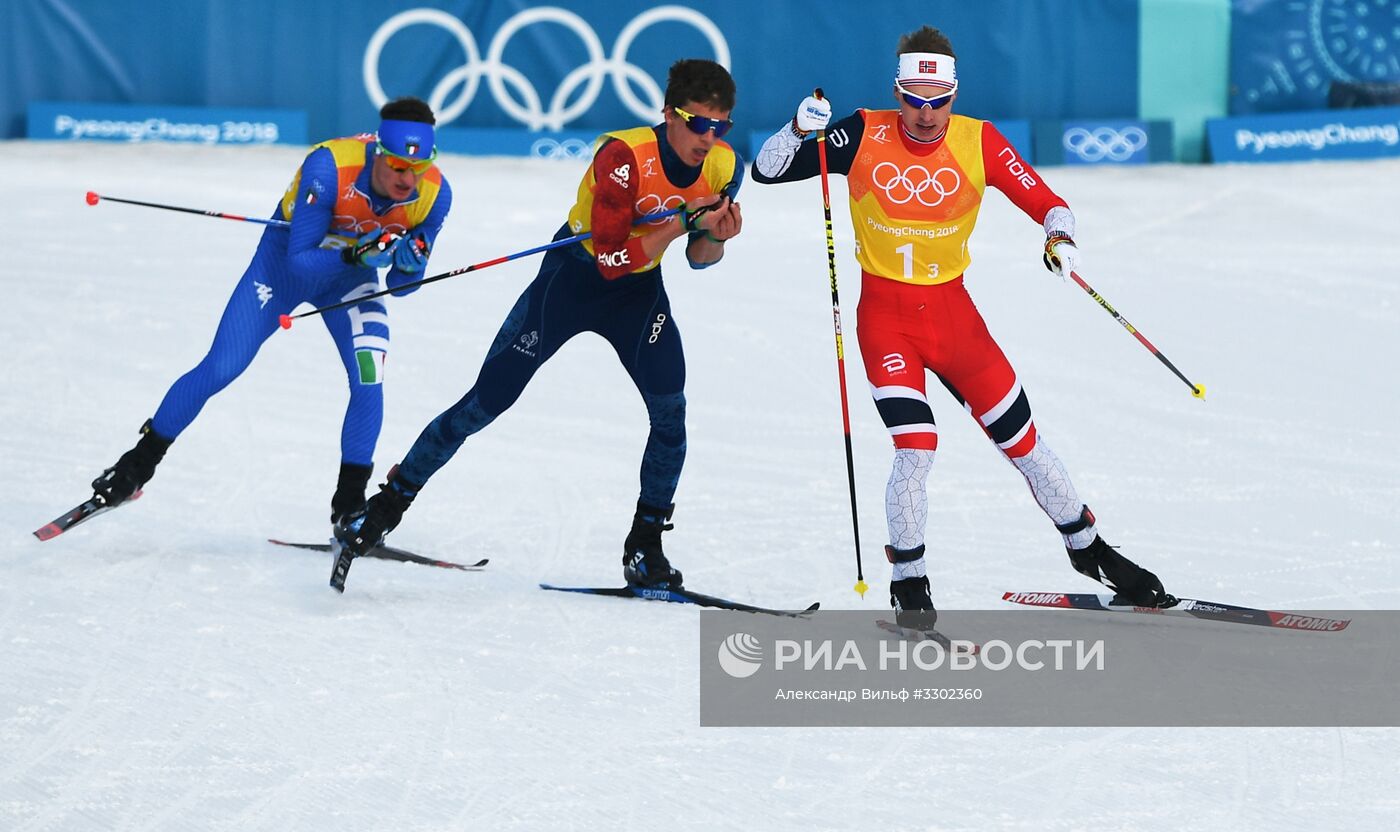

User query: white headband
[895,52,958,95]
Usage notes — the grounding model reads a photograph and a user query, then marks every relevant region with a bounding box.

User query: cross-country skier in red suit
[752,25,1172,627]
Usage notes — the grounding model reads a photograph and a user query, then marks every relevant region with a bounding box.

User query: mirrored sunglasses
[896,83,954,111]
[376,140,437,174]
[673,106,734,138]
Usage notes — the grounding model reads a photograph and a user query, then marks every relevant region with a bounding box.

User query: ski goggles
[376,140,438,174]
[896,82,955,111]
[673,106,734,138]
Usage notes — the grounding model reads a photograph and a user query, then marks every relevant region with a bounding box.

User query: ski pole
[86,191,290,228]
[814,89,868,599]
[1068,270,1206,399]
[277,206,685,329]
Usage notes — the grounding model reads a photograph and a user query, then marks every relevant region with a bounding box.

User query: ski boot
[887,544,938,631]
[1067,535,1175,608]
[91,420,172,507]
[330,467,417,591]
[334,468,418,559]
[622,501,683,589]
[329,462,374,527]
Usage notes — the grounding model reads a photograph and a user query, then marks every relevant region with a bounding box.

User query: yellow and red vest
[278,134,445,250]
[848,112,986,285]
[566,126,737,274]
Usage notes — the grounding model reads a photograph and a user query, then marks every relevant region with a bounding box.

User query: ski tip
[33,523,62,541]
[806,602,821,612]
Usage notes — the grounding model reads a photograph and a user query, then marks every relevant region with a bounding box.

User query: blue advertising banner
[995,120,1034,162]
[2,1,1139,145]
[1206,105,1400,162]
[1230,0,1400,115]
[436,126,596,159]
[27,101,307,145]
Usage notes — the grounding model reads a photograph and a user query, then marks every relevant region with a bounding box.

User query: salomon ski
[268,538,487,572]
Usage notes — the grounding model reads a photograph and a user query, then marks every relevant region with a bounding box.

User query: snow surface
[3,141,1398,830]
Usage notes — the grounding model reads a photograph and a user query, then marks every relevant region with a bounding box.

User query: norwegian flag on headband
[919,60,937,74]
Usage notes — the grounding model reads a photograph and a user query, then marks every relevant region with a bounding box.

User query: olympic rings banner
[3,0,1140,146]
[1032,120,1174,166]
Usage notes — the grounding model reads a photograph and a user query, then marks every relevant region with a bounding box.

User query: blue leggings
[397,241,688,508]
[151,233,391,466]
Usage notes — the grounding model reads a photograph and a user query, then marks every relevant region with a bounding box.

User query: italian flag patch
[356,349,385,385]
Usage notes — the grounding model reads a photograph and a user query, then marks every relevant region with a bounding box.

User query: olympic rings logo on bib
[636,194,685,225]
[363,7,731,130]
[870,162,962,207]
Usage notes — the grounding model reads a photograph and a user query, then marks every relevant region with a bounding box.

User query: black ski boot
[334,468,418,559]
[622,501,683,589]
[1067,535,1174,608]
[91,420,172,507]
[887,544,938,630]
[329,462,374,526]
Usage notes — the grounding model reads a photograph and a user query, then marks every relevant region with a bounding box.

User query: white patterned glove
[794,95,832,135]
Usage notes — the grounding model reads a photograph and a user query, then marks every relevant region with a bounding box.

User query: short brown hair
[664,59,736,112]
[897,26,956,58]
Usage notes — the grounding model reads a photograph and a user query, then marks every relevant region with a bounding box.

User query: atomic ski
[1001,591,1351,632]
[268,538,487,572]
[33,491,143,541]
[540,583,819,618]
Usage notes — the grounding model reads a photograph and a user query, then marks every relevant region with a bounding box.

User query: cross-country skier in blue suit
[331,60,744,592]
[86,97,452,528]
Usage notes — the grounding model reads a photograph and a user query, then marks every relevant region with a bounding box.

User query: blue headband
[377,119,436,159]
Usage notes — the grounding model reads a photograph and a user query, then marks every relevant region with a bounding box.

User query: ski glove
[1043,232,1081,279]
[342,228,402,269]
[393,233,430,274]
[793,94,832,135]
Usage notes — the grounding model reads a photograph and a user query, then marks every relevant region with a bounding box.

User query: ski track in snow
[2,142,1398,829]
